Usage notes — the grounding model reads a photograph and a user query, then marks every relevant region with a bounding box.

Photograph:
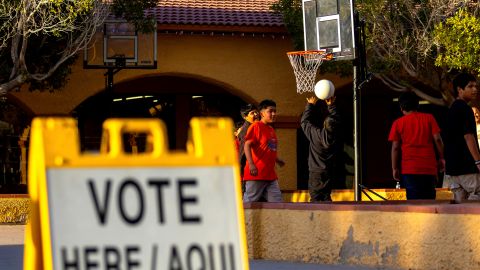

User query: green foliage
[319,61,353,77]
[26,35,78,91]
[111,0,157,33]
[434,8,480,75]
[270,0,304,50]
[43,0,96,37]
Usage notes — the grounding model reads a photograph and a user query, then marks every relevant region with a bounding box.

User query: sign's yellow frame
[23,117,248,270]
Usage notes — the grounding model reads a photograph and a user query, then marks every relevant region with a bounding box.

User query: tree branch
[0,75,25,96]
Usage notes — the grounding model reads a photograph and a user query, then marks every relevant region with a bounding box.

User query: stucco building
[2,0,417,191]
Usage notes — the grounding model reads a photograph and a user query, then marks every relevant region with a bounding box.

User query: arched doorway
[73,75,249,152]
[0,96,32,193]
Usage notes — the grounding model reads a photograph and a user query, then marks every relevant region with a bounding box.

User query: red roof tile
[145,0,284,27]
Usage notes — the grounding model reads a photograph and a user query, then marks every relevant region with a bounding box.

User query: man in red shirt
[388,92,444,199]
[243,99,284,202]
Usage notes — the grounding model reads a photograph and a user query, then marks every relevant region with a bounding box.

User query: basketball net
[287,50,332,94]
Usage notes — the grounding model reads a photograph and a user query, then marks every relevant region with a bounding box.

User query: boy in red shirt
[243,99,284,202]
[388,92,444,199]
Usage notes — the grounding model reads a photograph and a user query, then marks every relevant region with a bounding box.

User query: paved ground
[0,244,23,270]
[0,225,24,270]
[0,225,381,270]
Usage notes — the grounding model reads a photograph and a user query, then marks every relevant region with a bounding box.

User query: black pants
[401,174,436,200]
[308,171,332,202]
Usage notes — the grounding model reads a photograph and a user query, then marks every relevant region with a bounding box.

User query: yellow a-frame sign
[24,117,248,270]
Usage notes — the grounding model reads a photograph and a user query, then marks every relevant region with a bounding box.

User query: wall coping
[0,194,29,198]
[244,201,480,215]
[5,194,480,215]
[282,188,451,193]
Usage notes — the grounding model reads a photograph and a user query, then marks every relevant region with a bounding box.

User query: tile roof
[145,0,285,27]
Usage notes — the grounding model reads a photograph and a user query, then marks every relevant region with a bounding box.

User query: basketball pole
[353,34,362,200]
[353,11,369,201]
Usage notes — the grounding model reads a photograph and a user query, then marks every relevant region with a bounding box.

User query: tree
[360,0,474,106]
[271,0,304,51]
[434,7,480,75]
[272,0,480,106]
[0,0,156,96]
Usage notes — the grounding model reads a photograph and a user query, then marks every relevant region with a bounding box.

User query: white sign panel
[46,167,244,270]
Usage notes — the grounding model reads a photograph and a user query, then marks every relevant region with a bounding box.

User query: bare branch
[376,74,407,92]
[412,89,447,106]
[376,74,446,106]
[0,0,109,94]
[361,0,466,104]
[0,75,26,96]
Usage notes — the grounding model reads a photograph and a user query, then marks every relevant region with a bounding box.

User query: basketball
[314,79,335,100]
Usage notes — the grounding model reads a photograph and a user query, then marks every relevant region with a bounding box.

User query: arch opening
[74,75,249,152]
[0,97,32,193]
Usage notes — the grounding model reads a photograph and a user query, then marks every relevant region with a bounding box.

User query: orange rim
[287,50,334,60]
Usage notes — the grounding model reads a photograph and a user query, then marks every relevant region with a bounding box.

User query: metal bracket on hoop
[287,50,333,94]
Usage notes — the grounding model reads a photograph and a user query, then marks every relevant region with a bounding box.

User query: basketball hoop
[287,50,333,94]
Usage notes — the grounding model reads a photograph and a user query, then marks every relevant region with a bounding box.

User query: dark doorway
[73,76,247,152]
[0,97,31,193]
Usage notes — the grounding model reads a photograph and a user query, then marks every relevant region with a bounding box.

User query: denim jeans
[243,180,282,202]
[401,174,436,200]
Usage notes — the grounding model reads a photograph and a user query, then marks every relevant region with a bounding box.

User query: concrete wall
[244,203,480,270]
[6,196,478,270]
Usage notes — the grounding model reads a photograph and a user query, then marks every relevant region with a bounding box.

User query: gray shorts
[444,174,480,202]
[243,180,282,202]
